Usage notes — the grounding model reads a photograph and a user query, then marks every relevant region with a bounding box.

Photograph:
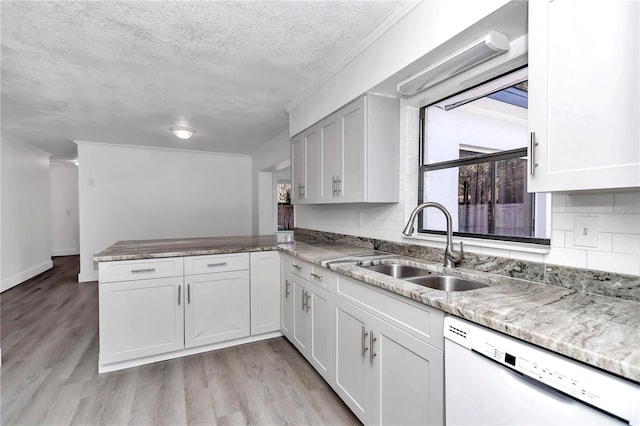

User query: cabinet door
[304,126,321,202]
[292,279,311,353]
[184,271,250,349]
[339,96,366,202]
[281,272,295,340]
[291,135,306,203]
[250,251,280,336]
[319,114,341,202]
[370,316,444,426]
[308,285,332,382]
[334,296,371,424]
[528,0,640,192]
[99,277,184,365]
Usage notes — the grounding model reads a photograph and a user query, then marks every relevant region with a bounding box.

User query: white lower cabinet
[184,270,250,348]
[99,276,184,365]
[279,254,444,425]
[250,251,281,335]
[334,296,444,425]
[99,251,281,372]
[291,274,332,381]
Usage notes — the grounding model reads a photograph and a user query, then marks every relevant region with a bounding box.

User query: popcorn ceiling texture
[1,1,399,159]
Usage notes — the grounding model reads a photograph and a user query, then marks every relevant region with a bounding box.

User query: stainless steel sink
[406,275,489,291]
[361,264,434,278]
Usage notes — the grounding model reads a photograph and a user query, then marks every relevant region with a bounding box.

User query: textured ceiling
[1,1,400,160]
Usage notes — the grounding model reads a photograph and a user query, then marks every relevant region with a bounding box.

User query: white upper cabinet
[528,0,640,192]
[291,94,399,204]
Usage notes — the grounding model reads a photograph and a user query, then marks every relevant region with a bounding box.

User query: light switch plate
[573,216,598,248]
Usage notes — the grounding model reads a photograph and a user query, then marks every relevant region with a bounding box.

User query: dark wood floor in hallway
[1,256,360,425]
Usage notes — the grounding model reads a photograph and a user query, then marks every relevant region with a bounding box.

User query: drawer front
[289,257,310,278]
[99,258,184,283]
[308,264,333,291]
[336,275,443,349]
[184,253,249,275]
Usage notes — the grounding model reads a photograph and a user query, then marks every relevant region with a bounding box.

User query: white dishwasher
[444,316,640,425]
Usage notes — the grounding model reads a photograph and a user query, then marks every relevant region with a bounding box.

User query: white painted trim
[73,140,251,159]
[1,260,53,293]
[52,249,80,257]
[403,233,551,255]
[98,331,283,373]
[78,271,99,283]
[285,0,421,113]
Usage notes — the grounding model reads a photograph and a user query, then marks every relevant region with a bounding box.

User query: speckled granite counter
[279,240,640,383]
[93,236,639,383]
[93,234,294,262]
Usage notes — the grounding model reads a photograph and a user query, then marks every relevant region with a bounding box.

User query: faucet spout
[402,202,464,267]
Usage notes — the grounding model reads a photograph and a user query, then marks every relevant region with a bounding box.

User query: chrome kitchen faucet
[402,202,464,268]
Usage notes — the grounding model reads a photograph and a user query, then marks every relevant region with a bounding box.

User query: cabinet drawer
[289,257,310,278]
[336,275,443,350]
[99,258,184,283]
[308,265,333,291]
[184,253,249,275]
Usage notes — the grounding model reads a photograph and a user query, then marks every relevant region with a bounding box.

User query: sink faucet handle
[446,241,464,265]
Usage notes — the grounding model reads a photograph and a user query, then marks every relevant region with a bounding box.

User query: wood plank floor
[1,256,360,426]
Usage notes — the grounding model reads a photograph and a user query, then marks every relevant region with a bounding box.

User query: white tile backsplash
[612,233,640,254]
[566,193,614,213]
[613,191,640,214]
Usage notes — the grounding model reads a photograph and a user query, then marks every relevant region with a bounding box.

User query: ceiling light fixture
[397,31,510,96]
[170,127,196,140]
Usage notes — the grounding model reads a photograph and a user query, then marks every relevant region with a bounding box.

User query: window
[418,69,550,244]
[277,183,294,231]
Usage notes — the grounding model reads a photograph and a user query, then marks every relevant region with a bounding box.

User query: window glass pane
[422,84,529,165]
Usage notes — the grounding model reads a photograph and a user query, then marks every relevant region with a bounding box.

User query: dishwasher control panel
[444,316,640,425]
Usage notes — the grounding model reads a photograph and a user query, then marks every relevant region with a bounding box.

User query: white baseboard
[1,260,54,292]
[78,271,99,283]
[98,331,283,373]
[52,248,80,256]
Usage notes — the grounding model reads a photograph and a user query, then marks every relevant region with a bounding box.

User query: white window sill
[403,233,551,255]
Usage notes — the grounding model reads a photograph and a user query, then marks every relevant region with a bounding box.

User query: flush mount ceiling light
[170,127,196,140]
[397,31,510,96]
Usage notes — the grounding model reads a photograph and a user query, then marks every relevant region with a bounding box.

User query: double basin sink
[361,263,488,292]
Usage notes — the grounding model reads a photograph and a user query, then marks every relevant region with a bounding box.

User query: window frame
[417,73,550,246]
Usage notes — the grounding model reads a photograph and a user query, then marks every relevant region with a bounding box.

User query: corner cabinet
[528,0,640,192]
[279,254,444,425]
[291,94,400,204]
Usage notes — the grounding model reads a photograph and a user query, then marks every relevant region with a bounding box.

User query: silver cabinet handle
[333,176,337,196]
[310,272,323,280]
[292,263,302,270]
[361,325,369,357]
[207,262,227,267]
[131,268,155,273]
[178,285,181,305]
[370,331,377,363]
[302,184,305,198]
[187,283,191,304]
[529,132,539,175]
[301,289,307,311]
[306,292,311,312]
[285,279,291,298]
[337,176,342,196]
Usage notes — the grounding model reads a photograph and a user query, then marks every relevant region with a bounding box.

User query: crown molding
[285,0,421,113]
[73,140,251,158]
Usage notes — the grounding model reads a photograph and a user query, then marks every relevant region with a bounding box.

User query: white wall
[250,130,290,234]
[77,142,252,282]
[50,161,80,256]
[1,138,53,292]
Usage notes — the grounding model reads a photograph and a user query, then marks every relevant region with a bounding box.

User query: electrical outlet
[573,216,598,248]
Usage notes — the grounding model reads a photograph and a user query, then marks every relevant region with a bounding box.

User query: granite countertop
[92,234,294,262]
[93,236,640,383]
[279,240,640,384]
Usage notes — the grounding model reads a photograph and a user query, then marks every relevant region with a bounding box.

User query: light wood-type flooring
[1,256,360,425]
